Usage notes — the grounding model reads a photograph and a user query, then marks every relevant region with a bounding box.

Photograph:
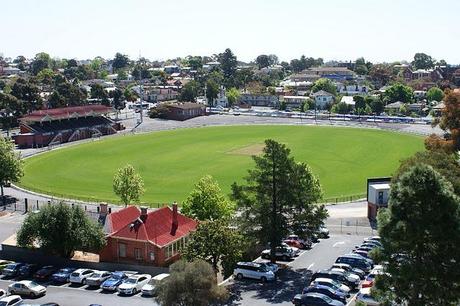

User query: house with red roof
[99,204,197,267]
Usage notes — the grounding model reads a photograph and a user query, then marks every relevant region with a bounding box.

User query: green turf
[20,125,423,205]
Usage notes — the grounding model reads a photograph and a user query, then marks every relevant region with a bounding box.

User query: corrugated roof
[20,105,112,123]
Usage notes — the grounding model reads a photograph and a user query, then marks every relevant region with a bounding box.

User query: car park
[19,264,40,279]
[34,266,58,281]
[0,290,5,299]
[311,270,359,289]
[336,255,372,272]
[69,268,94,285]
[8,280,47,297]
[0,295,23,306]
[302,285,347,304]
[261,245,296,261]
[86,270,112,287]
[118,274,152,295]
[141,273,169,296]
[51,268,75,283]
[284,235,312,249]
[356,287,380,305]
[309,278,350,294]
[100,271,130,291]
[292,292,345,306]
[2,263,25,278]
[233,262,276,282]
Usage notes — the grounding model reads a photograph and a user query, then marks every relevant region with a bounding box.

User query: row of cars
[0,261,169,303]
[292,236,383,306]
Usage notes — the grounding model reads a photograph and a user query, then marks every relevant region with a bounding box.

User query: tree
[218,48,237,87]
[90,84,109,106]
[112,164,145,206]
[156,259,228,306]
[10,78,41,114]
[412,52,435,70]
[0,136,23,201]
[426,87,444,102]
[123,88,138,102]
[179,80,200,102]
[205,79,219,107]
[13,55,27,71]
[30,52,51,75]
[376,164,460,306]
[383,83,414,104]
[353,95,366,112]
[17,202,106,258]
[355,57,370,75]
[112,53,130,71]
[370,98,384,115]
[110,88,125,111]
[226,87,240,106]
[181,175,234,221]
[311,78,337,96]
[184,220,242,278]
[0,93,19,134]
[187,56,203,70]
[256,54,271,69]
[369,64,395,88]
[231,139,324,263]
[331,101,350,114]
[438,91,460,151]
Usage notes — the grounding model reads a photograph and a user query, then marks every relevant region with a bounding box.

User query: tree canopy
[438,91,460,151]
[0,136,24,199]
[383,83,414,104]
[112,164,145,206]
[426,87,444,102]
[181,175,234,221]
[17,202,106,258]
[411,52,435,70]
[156,259,228,306]
[376,164,460,306]
[311,78,337,96]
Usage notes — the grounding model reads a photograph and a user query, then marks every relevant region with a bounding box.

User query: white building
[283,96,310,110]
[340,96,355,108]
[311,90,334,109]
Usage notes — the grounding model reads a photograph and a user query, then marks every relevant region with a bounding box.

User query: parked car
[318,226,330,238]
[8,280,47,297]
[353,250,371,259]
[354,246,374,253]
[284,235,311,249]
[345,253,374,266]
[363,240,382,248]
[259,262,279,274]
[329,268,361,285]
[86,270,112,287]
[141,273,169,296]
[302,285,347,303]
[331,263,365,280]
[118,274,152,295]
[356,287,380,305]
[69,268,94,285]
[362,267,387,289]
[34,266,58,281]
[0,261,13,273]
[0,290,5,299]
[364,236,381,243]
[233,262,276,282]
[100,272,129,291]
[0,295,23,306]
[311,270,359,289]
[292,292,344,306]
[51,268,76,283]
[19,264,40,278]
[261,246,296,261]
[336,255,372,273]
[309,278,350,295]
[2,263,25,277]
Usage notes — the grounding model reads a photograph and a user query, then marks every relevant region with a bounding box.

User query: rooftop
[20,105,113,123]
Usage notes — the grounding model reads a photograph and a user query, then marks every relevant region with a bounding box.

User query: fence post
[25,198,28,213]
[340,219,343,234]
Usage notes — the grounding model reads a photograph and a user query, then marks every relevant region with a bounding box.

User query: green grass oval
[20,125,423,204]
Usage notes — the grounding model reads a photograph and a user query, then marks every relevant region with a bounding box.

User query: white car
[310,278,351,294]
[233,262,276,282]
[0,295,23,306]
[86,270,112,287]
[68,268,94,285]
[118,274,152,295]
[141,273,169,296]
[330,268,361,283]
[7,280,46,297]
[356,287,380,305]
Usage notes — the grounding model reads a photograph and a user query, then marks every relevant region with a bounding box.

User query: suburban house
[99,204,197,267]
[311,90,334,109]
[306,67,355,81]
[367,178,391,220]
[340,96,355,109]
[239,94,279,108]
[282,96,310,110]
[140,86,179,103]
[385,101,404,112]
[160,102,206,121]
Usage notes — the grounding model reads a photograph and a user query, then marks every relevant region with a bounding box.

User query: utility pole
[138,52,143,124]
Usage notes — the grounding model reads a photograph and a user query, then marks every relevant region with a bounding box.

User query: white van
[141,273,169,296]
[233,262,275,282]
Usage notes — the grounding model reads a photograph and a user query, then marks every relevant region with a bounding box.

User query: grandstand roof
[20,105,113,123]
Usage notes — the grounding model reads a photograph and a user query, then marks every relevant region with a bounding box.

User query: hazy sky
[2,0,459,64]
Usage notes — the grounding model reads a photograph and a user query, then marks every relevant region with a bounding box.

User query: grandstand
[14,105,124,148]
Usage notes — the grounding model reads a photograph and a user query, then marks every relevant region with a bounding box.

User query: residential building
[239,94,279,108]
[385,101,404,112]
[161,102,206,121]
[210,86,229,107]
[306,67,355,81]
[338,84,368,95]
[311,90,334,109]
[282,96,310,110]
[99,204,197,267]
[340,96,355,108]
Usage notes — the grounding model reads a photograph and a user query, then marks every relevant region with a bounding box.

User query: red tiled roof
[108,206,197,247]
[20,105,113,123]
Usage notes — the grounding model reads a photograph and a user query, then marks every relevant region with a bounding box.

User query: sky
[2,0,460,64]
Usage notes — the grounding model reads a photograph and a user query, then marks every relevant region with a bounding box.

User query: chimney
[140,206,148,222]
[99,203,108,215]
[170,202,178,236]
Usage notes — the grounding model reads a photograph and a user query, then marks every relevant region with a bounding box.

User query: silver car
[8,280,46,297]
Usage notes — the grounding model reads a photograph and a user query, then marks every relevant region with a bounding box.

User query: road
[0,279,159,306]
[226,233,366,306]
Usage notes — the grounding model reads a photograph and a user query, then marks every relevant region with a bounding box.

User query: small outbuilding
[367,177,391,220]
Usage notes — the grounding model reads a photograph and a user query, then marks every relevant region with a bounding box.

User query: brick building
[99,204,197,267]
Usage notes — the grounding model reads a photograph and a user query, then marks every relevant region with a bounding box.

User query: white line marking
[333,241,345,247]
[346,292,359,306]
[307,263,315,270]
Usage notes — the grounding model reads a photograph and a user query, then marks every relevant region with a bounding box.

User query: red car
[283,235,311,249]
